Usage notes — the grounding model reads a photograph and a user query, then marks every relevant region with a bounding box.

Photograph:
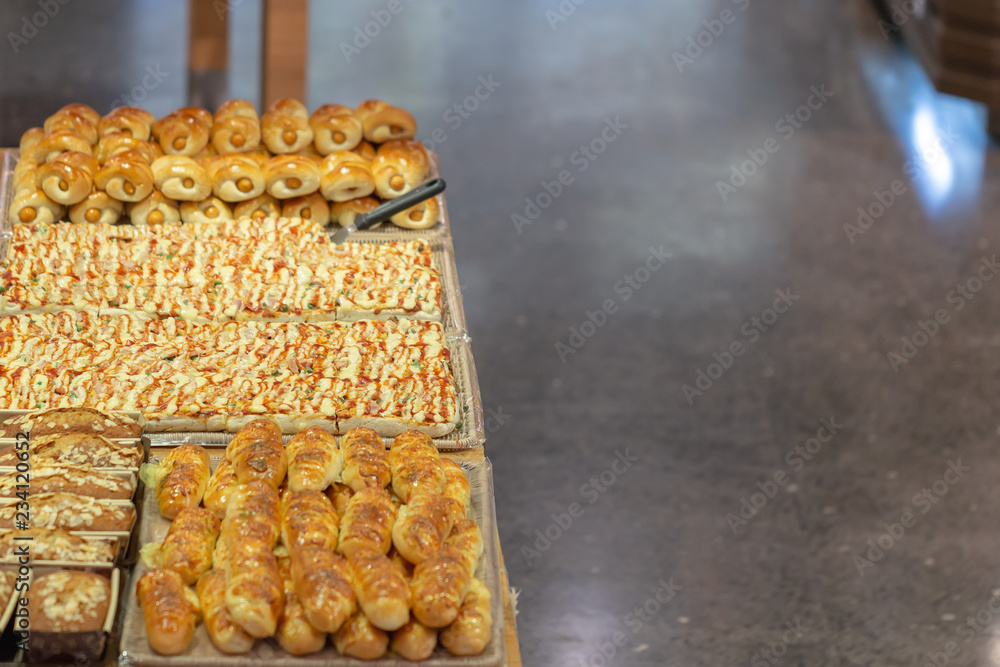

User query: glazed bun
[354,99,416,143]
[152,155,212,201]
[310,104,363,154]
[69,191,124,225]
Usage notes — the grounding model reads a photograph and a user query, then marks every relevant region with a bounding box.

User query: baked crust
[27,570,110,632]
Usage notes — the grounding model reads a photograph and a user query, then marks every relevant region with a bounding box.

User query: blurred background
[7,0,1000,665]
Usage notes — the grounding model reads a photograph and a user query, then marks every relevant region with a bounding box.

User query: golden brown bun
[0,465,133,500]
[355,99,417,143]
[390,195,440,230]
[262,100,314,154]
[34,153,95,206]
[281,192,330,225]
[392,615,439,661]
[13,168,37,197]
[410,520,482,628]
[264,154,321,199]
[197,569,255,654]
[281,489,341,552]
[44,110,99,145]
[153,109,211,156]
[206,154,266,202]
[126,189,181,225]
[441,459,471,524]
[290,546,356,633]
[352,140,376,161]
[31,130,93,163]
[154,444,211,520]
[325,482,355,518]
[225,548,285,637]
[28,570,110,632]
[54,103,101,126]
[203,457,238,519]
[0,408,142,439]
[98,106,155,140]
[69,190,124,224]
[226,418,287,489]
[180,195,232,224]
[149,506,221,585]
[285,427,343,492]
[137,568,201,655]
[372,139,430,199]
[338,487,397,558]
[96,150,155,202]
[340,427,390,491]
[275,558,326,655]
[233,193,281,220]
[19,127,45,154]
[310,104,363,154]
[97,132,159,165]
[211,114,261,154]
[151,155,212,201]
[215,99,259,120]
[392,493,456,565]
[9,188,65,224]
[348,548,410,631]
[389,430,445,503]
[334,611,389,659]
[440,577,492,656]
[319,151,375,203]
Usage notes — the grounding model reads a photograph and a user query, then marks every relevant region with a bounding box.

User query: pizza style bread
[0,492,135,531]
[0,466,134,499]
[0,433,143,469]
[0,528,117,563]
[0,407,142,439]
[27,570,111,632]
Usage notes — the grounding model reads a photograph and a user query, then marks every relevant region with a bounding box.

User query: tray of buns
[118,427,504,666]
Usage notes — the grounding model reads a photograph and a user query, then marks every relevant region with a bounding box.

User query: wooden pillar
[188,0,229,110]
[261,0,308,108]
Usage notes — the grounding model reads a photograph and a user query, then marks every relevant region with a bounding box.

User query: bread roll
[206,154,266,202]
[325,482,355,517]
[264,154,320,199]
[281,192,330,225]
[97,132,160,165]
[153,109,211,156]
[281,488,340,552]
[216,99,258,120]
[392,615,439,661]
[355,99,417,143]
[372,139,430,199]
[233,193,281,220]
[10,188,65,224]
[19,127,45,154]
[127,189,181,225]
[0,528,116,563]
[13,155,38,193]
[151,155,211,201]
[348,547,411,631]
[136,568,201,655]
[95,150,155,202]
[440,577,492,656]
[275,557,326,655]
[179,195,232,224]
[68,190,124,225]
[226,417,287,489]
[31,130,93,163]
[334,610,389,659]
[390,195,439,230]
[338,487,397,557]
[261,99,313,154]
[203,457,238,519]
[329,196,380,229]
[222,480,281,550]
[0,492,134,531]
[352,140,376,161]
[28,570,110,632]
[340,427,390,491]
[310,104,363,154]
[54,103,100,126]
[389,430,445,503]
[285,426,343,492]
[290,546,356,633]
[150,443,210,520]
[410,520,483,628]
[319,151,375,202]
[197,569,255,654]
[225,548,284,637]
[211,114,261,154]
[0,431,142,467]
[34,151,97,205]
[98,106,155,140]
[143,506,220,585]
[392,493,456,565]
[44,109,99,145]
[0,465,133,499]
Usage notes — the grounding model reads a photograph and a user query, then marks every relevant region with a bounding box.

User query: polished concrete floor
[5,0,1000,665]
